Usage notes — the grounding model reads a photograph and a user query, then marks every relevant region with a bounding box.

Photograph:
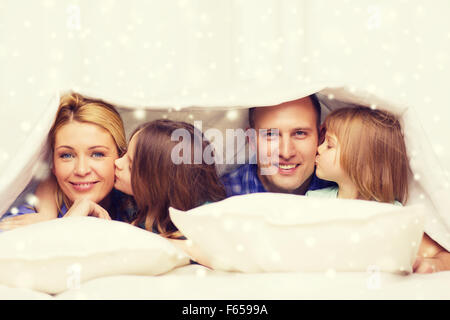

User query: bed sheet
[1,264,448,300]
[46,264,450,300]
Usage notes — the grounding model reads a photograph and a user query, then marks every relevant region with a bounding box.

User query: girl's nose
[114,157,123,170]
[317,142,325,155]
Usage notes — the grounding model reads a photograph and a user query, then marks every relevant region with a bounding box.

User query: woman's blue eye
[92,152,105,158]
[60,153,73,159]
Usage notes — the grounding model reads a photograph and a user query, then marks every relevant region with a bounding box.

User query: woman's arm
[413,233,450,273]
[63,198,111,220]
[0,177,59,230]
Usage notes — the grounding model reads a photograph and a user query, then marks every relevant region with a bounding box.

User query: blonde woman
[308,106,450,273]
[0,92,135,228]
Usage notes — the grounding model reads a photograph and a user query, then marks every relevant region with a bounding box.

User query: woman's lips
[70,181,99,192]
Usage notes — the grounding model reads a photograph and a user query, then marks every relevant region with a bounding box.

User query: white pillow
[0,284,52,300]
[0,217,190,294]
[170,193,425,274]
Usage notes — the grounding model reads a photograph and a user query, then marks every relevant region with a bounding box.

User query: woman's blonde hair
[321,106,410,204]
[49,92,127,213]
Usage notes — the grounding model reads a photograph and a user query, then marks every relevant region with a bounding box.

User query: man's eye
[295,131,307,137]
[261,130,279,138]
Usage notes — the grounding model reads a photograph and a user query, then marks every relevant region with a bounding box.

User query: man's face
[253,97,319,194]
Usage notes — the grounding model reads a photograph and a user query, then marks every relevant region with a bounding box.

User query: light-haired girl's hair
[321,106,410,204]
[49,92,127,214]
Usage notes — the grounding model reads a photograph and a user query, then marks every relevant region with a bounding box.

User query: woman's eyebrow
[88,146,110,150]
[55,145,73,150]
[55,145,110,150]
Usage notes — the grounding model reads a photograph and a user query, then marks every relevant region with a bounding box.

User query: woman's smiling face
[52,121,119,204]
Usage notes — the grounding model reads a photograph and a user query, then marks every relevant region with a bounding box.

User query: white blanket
[2,264,449,300]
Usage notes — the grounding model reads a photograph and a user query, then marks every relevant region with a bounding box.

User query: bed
[2,265,450,300]
[1,193,449,300]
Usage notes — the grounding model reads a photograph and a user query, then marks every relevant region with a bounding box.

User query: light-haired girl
[307,106,450,273]
[307,106,408,204]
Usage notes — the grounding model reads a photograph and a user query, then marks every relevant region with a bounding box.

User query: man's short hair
[248,94,322,129]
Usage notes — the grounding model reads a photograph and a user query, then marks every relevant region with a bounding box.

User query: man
[221,94,335,196]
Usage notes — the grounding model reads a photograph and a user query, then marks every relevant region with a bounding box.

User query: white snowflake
[305,237,316,247]
[20,121,31,132]
[226,110,238,121]
[325,268,336,279]
[350,232,360,243]
[195,268,207,277]
[133,109,146,120]
[270,251,281,262]
[25,194,39,207]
